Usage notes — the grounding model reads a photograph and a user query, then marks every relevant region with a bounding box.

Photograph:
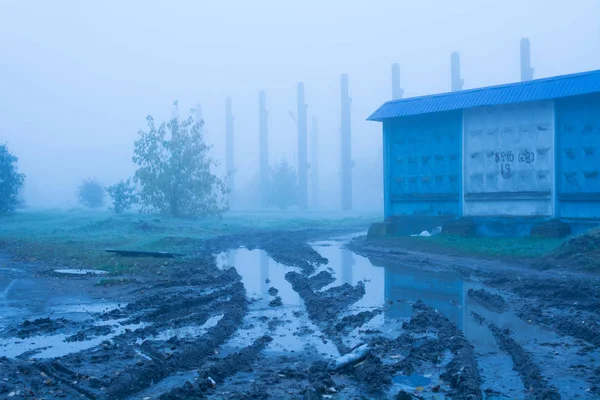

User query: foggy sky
[1,0,599,208]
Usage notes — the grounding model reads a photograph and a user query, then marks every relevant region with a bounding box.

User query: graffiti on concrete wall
[495,150,536,177]
[463,101,554,216]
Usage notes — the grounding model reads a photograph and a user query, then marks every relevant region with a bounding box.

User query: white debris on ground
[410,226,442,237]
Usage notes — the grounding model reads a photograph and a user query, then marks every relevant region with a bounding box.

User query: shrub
[0,144,25,214]
[77,178,105,208]
[106,179,137,213]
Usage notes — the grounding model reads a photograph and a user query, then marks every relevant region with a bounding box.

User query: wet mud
[0,229,599,399]
[467,288,507,313]
[473,312,561,399]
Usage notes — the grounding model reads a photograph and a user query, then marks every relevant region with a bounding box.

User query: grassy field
[410,235,565,258]
[0,209,579,274]
[0,209,380,273]
[360,233,567,261]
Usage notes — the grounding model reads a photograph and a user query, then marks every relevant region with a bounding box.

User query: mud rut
[0,230,598,399]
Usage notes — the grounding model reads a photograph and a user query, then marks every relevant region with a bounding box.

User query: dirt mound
[268,296,283,307]
[550,228,600,272]
[285,271,365,325]
[467,288,507,313]
[10,318,77,339]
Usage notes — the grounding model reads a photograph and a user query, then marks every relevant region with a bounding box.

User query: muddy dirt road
[0,230,599,399]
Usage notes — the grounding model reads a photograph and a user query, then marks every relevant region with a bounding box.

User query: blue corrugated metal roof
[368,69,600,121]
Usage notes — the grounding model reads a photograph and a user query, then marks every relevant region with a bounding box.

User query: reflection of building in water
[373,259,465,330]
[341,249,354,285]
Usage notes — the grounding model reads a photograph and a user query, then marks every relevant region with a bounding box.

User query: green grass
[399,235,565,259]
[0,209,380,273]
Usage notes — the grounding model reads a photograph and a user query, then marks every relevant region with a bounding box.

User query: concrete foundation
[442,219,477,237]
[368,217,594,239]
[530,219,571,238]
[368,216,456,238]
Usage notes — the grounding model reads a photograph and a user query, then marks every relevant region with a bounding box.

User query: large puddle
[216,235,597,399]
[216,248,340,359]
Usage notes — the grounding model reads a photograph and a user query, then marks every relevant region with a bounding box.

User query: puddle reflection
[216,248,301,307]
[217,242,558,349]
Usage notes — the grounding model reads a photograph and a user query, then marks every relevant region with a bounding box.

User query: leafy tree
[269,159,298,210]
[106,179,137,213]
[133,101,227,218]
[0,144,25,214]
[77,178,105,208]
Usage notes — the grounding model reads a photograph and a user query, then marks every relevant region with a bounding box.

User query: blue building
[368,69,600,236]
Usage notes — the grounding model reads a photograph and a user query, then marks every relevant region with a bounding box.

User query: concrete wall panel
[556,93,600,219]
[384,111,462,217]
[463,101,554,217]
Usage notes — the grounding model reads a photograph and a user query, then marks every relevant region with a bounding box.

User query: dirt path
[0,230,598,399]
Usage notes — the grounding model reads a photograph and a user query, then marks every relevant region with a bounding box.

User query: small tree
[269,159,297,210]
[106,179,137,213]
[0,144,25,214]
[133,101,227,217]
[77,178,105,208]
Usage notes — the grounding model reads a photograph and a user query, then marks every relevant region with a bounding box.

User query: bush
[133,101,227,217]
[0,144,25,214]
[106,179,137,213]
[77,178,105,208]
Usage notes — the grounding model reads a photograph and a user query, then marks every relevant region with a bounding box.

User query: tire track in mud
[156,335,273,399]
[399,301,482,400]
[473,312,561,400]
[104,276,248,399]
[284,262,486,399]
[482,273,600,347]
[285,270,368,354]
[143,231,353,398]
[0,262,252,399]
[351,236,600,397]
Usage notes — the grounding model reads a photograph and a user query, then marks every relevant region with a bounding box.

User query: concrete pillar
[225,97,234,206]
[392,63,404,100]
[520,38,534,82]
[451,52,464,92]
[340,74,353,211]
[310,116,319,208]
[297,83,308,210]
[259,91,269,208]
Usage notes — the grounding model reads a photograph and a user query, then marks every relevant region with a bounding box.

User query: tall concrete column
[225,97,234,206]
[310,116,319,208]
[451,52,464,92]
[391,63,404,100]
[259,91,269,208]
[340,74,353,211]
[297,83,308,210]
[520,38,534,82]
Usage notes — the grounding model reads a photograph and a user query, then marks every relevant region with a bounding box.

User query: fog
[1,0,599,210]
